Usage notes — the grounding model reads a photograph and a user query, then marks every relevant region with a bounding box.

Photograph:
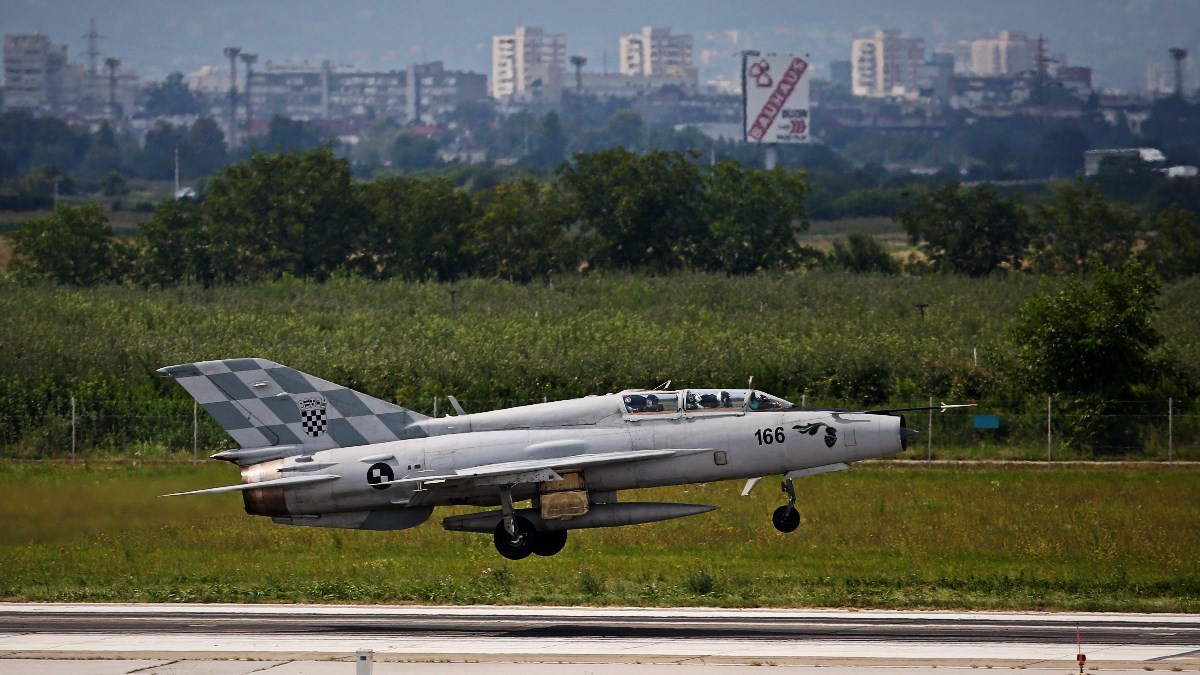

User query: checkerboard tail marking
[158,358,431,453]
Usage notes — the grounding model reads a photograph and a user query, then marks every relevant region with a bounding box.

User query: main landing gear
[772,477,801,533]
[493,486,570,560]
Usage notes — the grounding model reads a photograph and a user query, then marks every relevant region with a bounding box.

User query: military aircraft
[160,358,953,560]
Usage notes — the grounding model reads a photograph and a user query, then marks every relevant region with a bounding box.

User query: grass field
[1,460,1196,611]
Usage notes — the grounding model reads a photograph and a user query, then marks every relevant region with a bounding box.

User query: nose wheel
[772,477,801,533]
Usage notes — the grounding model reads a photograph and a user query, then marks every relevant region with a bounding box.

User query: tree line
[8,145,1200,287]
[9,147,812,285]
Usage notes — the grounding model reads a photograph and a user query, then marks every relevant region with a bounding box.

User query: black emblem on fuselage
[367,462,394,490]
[793,422,838,448]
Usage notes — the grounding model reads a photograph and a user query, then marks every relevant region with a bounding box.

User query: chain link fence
[0,395,1195,461]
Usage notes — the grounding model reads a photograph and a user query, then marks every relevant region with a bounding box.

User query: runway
[2,603,1198,673]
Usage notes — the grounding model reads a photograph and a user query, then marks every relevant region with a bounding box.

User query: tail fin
[158,358,428,455]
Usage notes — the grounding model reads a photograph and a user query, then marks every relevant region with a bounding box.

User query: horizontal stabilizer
[161,473,339,497]
[381,448,706,487]
[210,445,302,465]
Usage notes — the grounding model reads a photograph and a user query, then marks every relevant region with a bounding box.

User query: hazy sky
[3,0,1198,90]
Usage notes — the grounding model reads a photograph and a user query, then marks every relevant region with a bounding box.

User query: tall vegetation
[898,184,1032,277]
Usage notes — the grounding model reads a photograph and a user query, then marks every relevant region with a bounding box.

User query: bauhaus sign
[742,54,811,144]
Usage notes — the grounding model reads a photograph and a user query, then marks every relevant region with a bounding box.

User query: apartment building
[491,26,566,100]
[936,31,1038,77]
[619,26,693,77]
[4,32,136,117]
[3,34,69,112]
[852,30,925,98]
[247,60,485,123]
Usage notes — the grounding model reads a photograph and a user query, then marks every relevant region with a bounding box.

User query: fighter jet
[159,358,938,560]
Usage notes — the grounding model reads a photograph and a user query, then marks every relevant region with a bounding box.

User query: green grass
[1,460,1196,610]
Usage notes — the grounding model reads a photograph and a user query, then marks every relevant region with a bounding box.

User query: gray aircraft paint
[160,358,909,553]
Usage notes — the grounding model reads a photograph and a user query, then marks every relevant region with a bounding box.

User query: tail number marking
[754,427,786,445]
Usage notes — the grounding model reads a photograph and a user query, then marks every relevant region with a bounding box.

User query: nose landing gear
[772,477,801,532]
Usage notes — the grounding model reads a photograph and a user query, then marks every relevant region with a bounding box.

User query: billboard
[742,54,811,144]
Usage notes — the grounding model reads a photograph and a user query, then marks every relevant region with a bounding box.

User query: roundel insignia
[367,462,394,490]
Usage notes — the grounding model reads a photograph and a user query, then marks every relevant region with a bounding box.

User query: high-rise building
[3,34,68,112]
[851,30,925,98]
[936,31,1037,77]
[491,26,566,100]
[970,31,1035,77]
[619,26,693,77]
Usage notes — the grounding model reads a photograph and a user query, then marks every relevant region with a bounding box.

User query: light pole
[569,55,587,123]
[240,52,258,136]
[223,46,242,146]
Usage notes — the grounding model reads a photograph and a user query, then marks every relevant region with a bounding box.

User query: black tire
[533,529,568,557]
[493,516,537,560]
[772,505,800,533]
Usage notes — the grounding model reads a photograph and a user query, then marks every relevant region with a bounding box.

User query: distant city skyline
[2,0,1198,92]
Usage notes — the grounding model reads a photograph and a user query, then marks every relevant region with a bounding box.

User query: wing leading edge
[382,447,711,487]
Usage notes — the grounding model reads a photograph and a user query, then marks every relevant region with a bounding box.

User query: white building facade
[491,26,566,100]
[852,30,925,98]
[619,26,693,77]
[936,31,1038,77]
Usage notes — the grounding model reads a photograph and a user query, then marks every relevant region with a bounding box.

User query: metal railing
[1,396,1195,462]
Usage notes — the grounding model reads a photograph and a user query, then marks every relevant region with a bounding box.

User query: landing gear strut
[493,485,535,559]
[491,485,570,559]
[772,477,800,533]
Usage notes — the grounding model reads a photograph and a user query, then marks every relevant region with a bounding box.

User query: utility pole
[1029,35,1060,176]
[1169,48,1188,98]
[104,56,121,123]
[240,52,258,136]
[223,46,241,147]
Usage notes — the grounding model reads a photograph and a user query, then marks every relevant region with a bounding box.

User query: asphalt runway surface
[2,604,1198,673]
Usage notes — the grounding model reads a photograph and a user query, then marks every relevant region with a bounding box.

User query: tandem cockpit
[620,387,791,418]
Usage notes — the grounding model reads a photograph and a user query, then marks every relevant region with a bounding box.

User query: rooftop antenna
[223,46,242,146]
[1169,48,1188,98]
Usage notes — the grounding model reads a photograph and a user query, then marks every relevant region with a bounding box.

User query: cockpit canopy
[621,388,792,416]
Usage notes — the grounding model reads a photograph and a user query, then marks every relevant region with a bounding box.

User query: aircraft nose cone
[900,427,919,450]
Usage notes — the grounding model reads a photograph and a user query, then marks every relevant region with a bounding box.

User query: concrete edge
[3,651,1198,669]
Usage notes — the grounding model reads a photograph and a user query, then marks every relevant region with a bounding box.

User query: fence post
[926,395,933,465]
[1168,397,1173,464]
[433,397,438,419]
[193,400,199,461]
[71,396,76,462]
[1047,396,1052,463]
